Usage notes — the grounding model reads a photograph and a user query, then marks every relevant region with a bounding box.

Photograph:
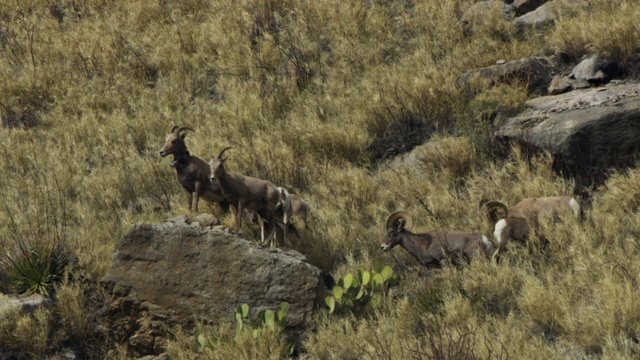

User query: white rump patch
[481,235,493,247]
[494,219,508,247]
[569,198,581,217]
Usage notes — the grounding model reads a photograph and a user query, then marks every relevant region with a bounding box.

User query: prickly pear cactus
[325,258,396,315]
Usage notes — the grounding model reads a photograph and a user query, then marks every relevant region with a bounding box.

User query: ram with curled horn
[479,196,582,251]
[159,126,229,213]
[209,147,281,248]
[381,210,494,274]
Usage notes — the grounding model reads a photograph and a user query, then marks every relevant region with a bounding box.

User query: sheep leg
[235,202,244,231]
[268,214,277,248]
[193,182,201,213]
[187,192,193,212]
[282,211,288,247]
[260,213,276,248]
[257,213,269,247]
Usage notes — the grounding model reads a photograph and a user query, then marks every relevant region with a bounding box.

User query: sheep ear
[397,220,406,231]
[180,132,188,140]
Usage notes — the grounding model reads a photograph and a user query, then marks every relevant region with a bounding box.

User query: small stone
[193,213,219,227]
[548,76,572,95]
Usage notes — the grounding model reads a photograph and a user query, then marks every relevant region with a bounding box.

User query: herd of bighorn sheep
[381,196,582,276]
[160,126,309,249]
[160,126,582,274]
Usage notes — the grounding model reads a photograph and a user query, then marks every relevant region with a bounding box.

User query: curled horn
[217,146,233,160]
[482,200,509,218]
[385,211,413,231]
[175,126,194,134]
[478,198,489,210]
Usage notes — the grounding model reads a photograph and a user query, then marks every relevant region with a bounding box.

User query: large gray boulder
[495,82,640,184]
[97,218,325,356]
[570,55,624,85]
[513,0,586,34]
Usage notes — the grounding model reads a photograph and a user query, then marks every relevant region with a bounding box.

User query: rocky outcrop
[548,55,625,95]
[570,55,624,85]
[513,0,586,35]
[460,57,555,96]
[495,81,640,184]
[96,217,324,356]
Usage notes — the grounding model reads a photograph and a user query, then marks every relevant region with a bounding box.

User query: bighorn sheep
[272,187,311,246]
[275,188,310,227]
[272,187,293,247]
[209,147,280,248]
[288,193,310,228]
[159,126,229,213]
[381,211,494,273]
[480,196,582,250]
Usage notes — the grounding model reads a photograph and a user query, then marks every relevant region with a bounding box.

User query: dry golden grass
[0,0,639,358]
[550,0,640,62]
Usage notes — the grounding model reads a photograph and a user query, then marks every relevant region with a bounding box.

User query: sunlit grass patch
[550,0,640,62]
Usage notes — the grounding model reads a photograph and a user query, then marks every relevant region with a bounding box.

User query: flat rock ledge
[495,81,640,184]
[96,217,324,356]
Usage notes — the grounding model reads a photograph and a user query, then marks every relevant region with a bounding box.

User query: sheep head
[209,146,233,181]
[159,126,193,157]
[481,200,509,223]
[275,187,291,212]
[381,211,413,251]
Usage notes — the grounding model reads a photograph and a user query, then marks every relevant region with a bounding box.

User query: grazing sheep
[480,196,582,250]
[209,147,280,248]
[159,126,229,213]
[272,188,310,245]
[288,193,310,228]
[381,211,494,274]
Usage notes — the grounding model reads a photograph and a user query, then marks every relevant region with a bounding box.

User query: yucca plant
[0,176,74,296]
[1,234,72,296]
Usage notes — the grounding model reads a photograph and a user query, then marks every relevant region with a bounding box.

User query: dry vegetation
[0,0,639,358]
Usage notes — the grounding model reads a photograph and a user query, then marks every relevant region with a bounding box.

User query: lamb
[159,126,229,213]
[209,147,280,248]
[380,211,494,274]
[272,187,310,246]
[480,196,582,250]
[271,187,293,247]
[275,188,310,227]
[288,193,310,228]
